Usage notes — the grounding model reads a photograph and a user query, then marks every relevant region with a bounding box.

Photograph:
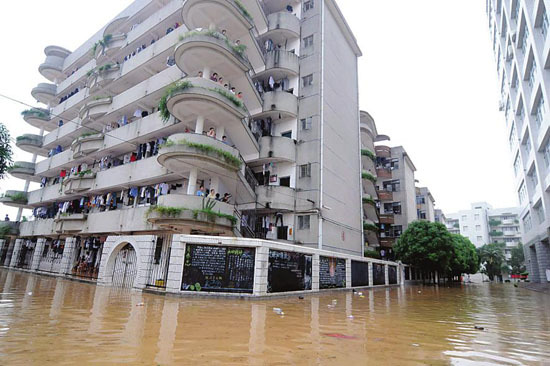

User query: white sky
[0,0,516,220]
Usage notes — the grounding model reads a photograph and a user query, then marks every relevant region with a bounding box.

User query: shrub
[361,149,376,161]
[361,171,376,183]
[362,196,376,206]
[363,222,378,232]
[158,80,194,121]
[364,249,381,259]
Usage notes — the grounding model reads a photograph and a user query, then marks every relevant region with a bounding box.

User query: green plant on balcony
[178,29,247,59]
[161,139,242,168]
[193,198,238,226]
[6,164,22,172]
[361,149,376,161]
[234,0,253,20]
[0,224,14,239]
[5,192,27,203]
[363,222,378,232]
[489,231,504,237]
[489,219,502,227]
[76,169,93,178]
[91,34,113,56]
[208,87,246,110]
[158,80,194,121]
[146,205,184,217]
[78,132,99,139]
[361,171,376,183]
[362,196,376,206]
[364,249,381,259]
[92,95,111,101]
[21,108,49,119]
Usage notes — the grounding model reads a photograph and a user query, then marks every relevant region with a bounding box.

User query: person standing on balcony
[207,128,216,138]
[207,189,216,199]
[196,185,205,197]
[4,214,9,221]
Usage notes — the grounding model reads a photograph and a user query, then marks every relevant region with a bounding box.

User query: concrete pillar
[194,115,205,134]
[209,175,220,194]
[216,126,225,140]
[368,262,373,287]
[311,254,319,291]
[166,234,185,293]
[4,240,15,266]
[528,244,541,283]
[408,266,412,281]
[203,67,211,79]
[535,241,550,283]
[345,258,352,288]
[384,264,389,286]
[9,239,24,267]
[253,246,269,296]
[187,168,198,195]
[59,237,76,275]
[30,238,47,271]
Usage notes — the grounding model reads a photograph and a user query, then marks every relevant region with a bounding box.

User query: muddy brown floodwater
[0,269,549,365]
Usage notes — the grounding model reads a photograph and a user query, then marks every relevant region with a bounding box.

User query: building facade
[374,145,417,254]
[446,202,522,258]
[0,0,390,294]
[487,0,550,282]
[360,111,379,250]
[415,187,436,222]
[434,208,446,224]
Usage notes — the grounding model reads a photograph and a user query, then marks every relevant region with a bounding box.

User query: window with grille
[298,215,311,230]
[299,163,311,178]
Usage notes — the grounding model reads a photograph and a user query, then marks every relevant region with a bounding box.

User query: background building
[416,187,436,222]
[446,202,522,257]
[487,0,550,282]
[434,209,446,224]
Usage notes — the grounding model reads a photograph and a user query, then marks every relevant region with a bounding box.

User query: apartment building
[434,209,446,224]
[359,111,379,250]
[416,187,436,222]
[0,0,379,294]
[487,0,550,282]
[446,203,522,258]
[374,144,417,253]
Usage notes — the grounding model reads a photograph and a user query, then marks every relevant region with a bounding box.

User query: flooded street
[0,269,549,365]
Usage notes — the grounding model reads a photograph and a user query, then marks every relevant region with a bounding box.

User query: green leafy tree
[448,234,479,277]
[477,242,506,281]
[509,243,526,275]
[394,221,454,279]
[0,123,13,179]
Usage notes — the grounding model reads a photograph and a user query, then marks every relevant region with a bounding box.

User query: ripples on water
[0,269,549,365]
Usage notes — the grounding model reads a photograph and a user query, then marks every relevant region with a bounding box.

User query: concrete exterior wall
[391,147,417,232]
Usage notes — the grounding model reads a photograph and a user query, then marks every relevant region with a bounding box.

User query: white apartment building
[487,0,550,282]
[446,202,522,259]
[416,187,436,222]
[0,0,392,295]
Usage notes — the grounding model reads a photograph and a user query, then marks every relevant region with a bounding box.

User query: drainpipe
[318,0,326,250]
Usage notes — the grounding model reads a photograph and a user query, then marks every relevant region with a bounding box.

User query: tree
[448,234,479,278]
[477,242,506,281]
[509,243,526,275]
[394,221,454,279]
[0,123,13,179]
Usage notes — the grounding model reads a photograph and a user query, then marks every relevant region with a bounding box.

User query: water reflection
[0,268,549,365]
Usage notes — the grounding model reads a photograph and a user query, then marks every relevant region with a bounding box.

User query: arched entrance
[111,244,138,288]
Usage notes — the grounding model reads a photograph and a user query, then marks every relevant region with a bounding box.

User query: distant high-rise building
[487,0,550,282]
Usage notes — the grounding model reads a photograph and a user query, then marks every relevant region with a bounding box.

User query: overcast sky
[0,0,516,219]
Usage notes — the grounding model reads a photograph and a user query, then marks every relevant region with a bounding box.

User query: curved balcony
[250,136,296,165]
[375,145,391,158]
[54,213,87,234]
[258,91,297,119]
[157,133,241,177]
[147,194,236,234]
[259,50,299,79]
[254,185,295,212]
[263,12,300,41]
[31,83,57,105]
[94,34,127,63]
[0,190,29,209]
[21,108,56,132]
[88,63,121,92]
[71,133,104,159]
[8,162,38,182]
[62,172,96,195]
[175,30,252,76]
[364,230,379,248]
[79,96,112,125]
[16,134,47,156]
[182,0,254,35]
[38,46,71,82]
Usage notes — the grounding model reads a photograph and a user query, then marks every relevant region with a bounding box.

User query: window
[418,211,426,220]
[281,131,292,138]
[383,180,400,192]
[509,123,517,150]
[521,25,530,52]
[153,237,164,265]
[462,226,468,231]
[513,0,520,19]
[461,215,467,221]
[303,35,314,48]
[535,203,545,223]
[522,212,533,232]
[518,181,527,204]
[524,137,531,157]
[302,74,313,87]
[476,225,481,231]
[513,154,521,176]
[477,236,483,242]
[528,59,537,87]
[517,100,525,124]
[279,176,290,187]
[542,7,549,37]
[544,140,550,167]
[528,168,538,189]
[298,215,311,230]
[535,97,545,130]
[300,117,312,130]
[474,214,480,220]
[299,163,311,178]
[511,69,518,89]
[304,0,314,11]
[416,197,426,204]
